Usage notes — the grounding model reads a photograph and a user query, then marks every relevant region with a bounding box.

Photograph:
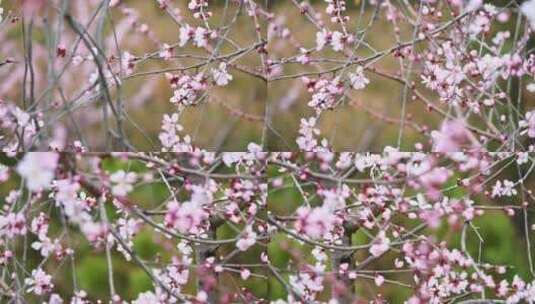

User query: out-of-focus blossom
[179,24,193,46]
[0,164,9,182]
[369,231,390,257]
[165,200,208,235]
[47,294,63,304]
[109,170,137,197]
[25,268,54,296]
[132,291,158,304]
[316,29,329,51]
[374,274,385,287]
[520,110,535,138]
[0,212,27,238]
[431,120,476,152]
[159,43,173,60]
[295,206,337,240]
[418,166,451,201]
[17,153,59,192]
[211,62,233,86]
[21,0,46,16]
[521,0,535,30]
[349,66,370,90]
[236,226,257,251]
[0,0,3,23]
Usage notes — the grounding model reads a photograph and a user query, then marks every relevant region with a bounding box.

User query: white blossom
[369,232,390,257]
[132,291,159,304]
[316,29,329,51]
[349,66,370,90]
[236,226,257,251]
[17,153,59,192]
[212,62,233,86]
[331,31,344,51]
[521,0,535,30]
[179,24,192,46]
[109,170,137,197]
[0,0,4,23]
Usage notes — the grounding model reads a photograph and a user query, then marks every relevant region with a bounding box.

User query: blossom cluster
[0,0,267,151]
[268,0,535,150]
[3,0,535,151]
[3,1,535,303]
[0,151,534,303]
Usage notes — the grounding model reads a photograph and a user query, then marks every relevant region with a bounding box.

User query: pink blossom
[109,170,137,197]
[132,291,158,304]
[179,24,194,46]
[521,0,535,29]
[236,226,257,251]
[32,237,61,258]
[0,164,9,182]
[431,120,476,152]
[16,152,59,192]
[374,274,385,287]
[330,31,344,51]
[316,29,330,51]
[165,200,208,235]
[369,232,390,257]
[418,166,451,200]
[295,206,337,240]
[240,268,251,280]
[0,212,27,238]
[30,212,49,239]
[25,268,54,296]
[47,294,63,304]
[520,110,535,138]
[211,62,233,86]
[349,66,369,90]
[193,27,210,48]
[80,222,109,247]
[159,43,173,60]
[296,117,321,151]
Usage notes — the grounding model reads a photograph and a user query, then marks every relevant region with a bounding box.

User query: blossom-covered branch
[2,151,535,303]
